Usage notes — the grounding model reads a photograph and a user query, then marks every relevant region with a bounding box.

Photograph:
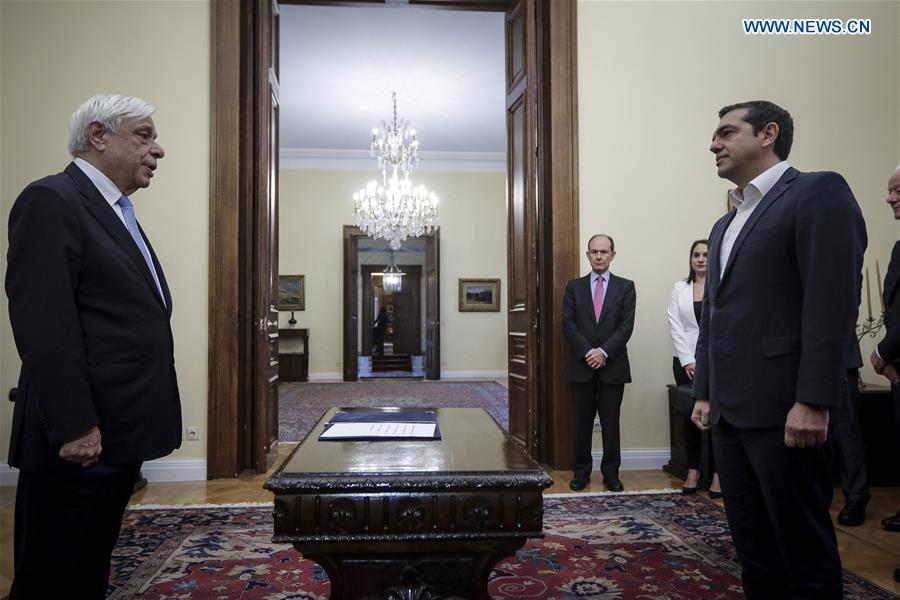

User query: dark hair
[718,100,794,161]
[587,233,615,252]
[686,239,709,283]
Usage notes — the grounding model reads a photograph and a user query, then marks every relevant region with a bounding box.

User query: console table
[265,407,552,600]
[278,328,308,382]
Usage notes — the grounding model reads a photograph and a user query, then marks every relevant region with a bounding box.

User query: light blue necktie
[117,195,166,306]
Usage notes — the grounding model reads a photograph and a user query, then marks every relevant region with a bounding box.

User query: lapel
[579,274,594,319]
[65,163,168,312]
[720,167,798,287]
[707,210,735,295]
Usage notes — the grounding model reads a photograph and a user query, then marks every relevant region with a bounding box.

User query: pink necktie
[593,276,604,321]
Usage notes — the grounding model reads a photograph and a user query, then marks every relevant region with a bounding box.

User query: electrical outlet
[184,427,200,441]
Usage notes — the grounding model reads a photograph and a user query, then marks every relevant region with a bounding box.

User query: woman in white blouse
[667,239,720,497]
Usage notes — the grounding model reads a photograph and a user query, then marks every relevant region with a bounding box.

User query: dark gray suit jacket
[562,272,636,384]
[693,167,866,428]
[6,163,183,470]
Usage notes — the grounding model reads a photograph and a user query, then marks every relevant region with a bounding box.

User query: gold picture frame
[278,275,305,310]
[458,278,501,312]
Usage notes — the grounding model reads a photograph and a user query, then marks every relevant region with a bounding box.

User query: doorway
[344,227,439,381]
[361,260,424,378]
[208,0,579,478]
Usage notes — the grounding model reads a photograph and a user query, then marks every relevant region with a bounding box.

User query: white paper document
[319,421,437,440]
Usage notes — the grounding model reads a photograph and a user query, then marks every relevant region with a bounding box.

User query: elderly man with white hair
[870,164,900,584]
[5,95,182,598]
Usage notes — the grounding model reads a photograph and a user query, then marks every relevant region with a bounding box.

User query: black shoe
[569,477,588,491]
[837,498,868,527]
[681,486,697,495]
[883,512,900,532]
[708,489,723,500]
[604,478,624,492]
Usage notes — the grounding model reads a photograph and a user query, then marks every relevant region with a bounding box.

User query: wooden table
[265,407,552,600]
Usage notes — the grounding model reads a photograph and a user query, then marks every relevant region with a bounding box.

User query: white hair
[67,94,155,157]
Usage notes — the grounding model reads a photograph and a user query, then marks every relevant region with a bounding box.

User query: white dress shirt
[720,161,790,278]
[74,157,127,225]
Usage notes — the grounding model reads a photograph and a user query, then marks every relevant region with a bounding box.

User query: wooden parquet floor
[1,443,898,596]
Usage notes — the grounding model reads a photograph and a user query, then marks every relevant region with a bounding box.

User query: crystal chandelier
[353,93,439,251]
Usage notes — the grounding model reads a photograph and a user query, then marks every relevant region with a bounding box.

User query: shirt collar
[74,157,124,209]
[729,161,790,210]
[592,271,610,284]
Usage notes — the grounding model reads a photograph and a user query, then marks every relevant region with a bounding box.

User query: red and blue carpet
[278,380,509,441]
[108,492,896,599]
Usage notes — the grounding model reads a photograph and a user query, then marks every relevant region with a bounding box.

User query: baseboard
[142,458,207,482]
[0,458,208,486]
[592,447,670,471]
[440,370,507,379]
[0,464,18,486]
[307,371,506,381]
[308,372,343,381]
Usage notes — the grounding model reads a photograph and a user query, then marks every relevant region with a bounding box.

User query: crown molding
[280,148,506,173]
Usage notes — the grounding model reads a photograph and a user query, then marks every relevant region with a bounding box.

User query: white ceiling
[279,4,506,170]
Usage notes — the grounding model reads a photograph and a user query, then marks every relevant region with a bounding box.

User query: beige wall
[279,169,508,376]
[578,0,900,448]
[0,0,210,464]
[1,0,897,468]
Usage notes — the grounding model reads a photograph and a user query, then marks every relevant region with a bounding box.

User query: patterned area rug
[107,493,896,599]
[278,380,509,441]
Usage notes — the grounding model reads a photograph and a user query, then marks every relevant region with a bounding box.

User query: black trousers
[672,357,715,472]
[712,420,841,600]
[828,369,869,503]
[10,462,142,600]
[571,372,624,481]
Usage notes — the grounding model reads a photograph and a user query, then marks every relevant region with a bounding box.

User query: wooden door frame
[207,0,578,477]
[344,228,436,381]
[361,264,423,357]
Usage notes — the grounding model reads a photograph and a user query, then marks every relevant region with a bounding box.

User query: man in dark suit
[692,101,866,599]
[829,346,870,527]
[870,165,900,583]
[562,234,636,492]
[6,94,182,598]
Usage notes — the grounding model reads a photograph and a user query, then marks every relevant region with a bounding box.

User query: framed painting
[278,275,305,310]
[459,278,500,312]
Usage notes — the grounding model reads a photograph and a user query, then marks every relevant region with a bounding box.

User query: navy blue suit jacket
[562,272,636,384]
[692,167,866,428]
[6,163,182,469]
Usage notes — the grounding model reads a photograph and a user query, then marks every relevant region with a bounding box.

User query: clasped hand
[58,425,102,467]
[585,348,606,369]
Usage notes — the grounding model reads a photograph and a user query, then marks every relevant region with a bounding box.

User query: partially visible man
[869,165,900,584]
[562,234,636,492]
[830,326,870,527]
[692,101,866,599]
[6,95,182,598]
